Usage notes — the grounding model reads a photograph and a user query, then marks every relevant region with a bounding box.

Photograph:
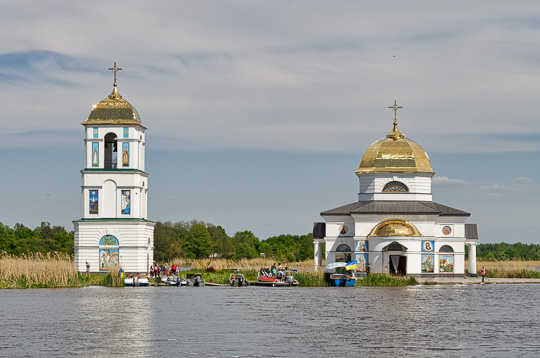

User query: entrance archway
[383,242,407,276]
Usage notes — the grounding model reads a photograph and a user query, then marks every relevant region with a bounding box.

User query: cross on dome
[108,62,123,87]
[388,100,402,124]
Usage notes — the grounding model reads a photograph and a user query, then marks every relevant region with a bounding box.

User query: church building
[313,102,479,276]
[73,63,155,273]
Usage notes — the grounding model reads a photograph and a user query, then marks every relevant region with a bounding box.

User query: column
[314,240,321,270]
[468,243,477,277]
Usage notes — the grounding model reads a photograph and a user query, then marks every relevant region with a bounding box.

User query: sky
[1,1,539,243]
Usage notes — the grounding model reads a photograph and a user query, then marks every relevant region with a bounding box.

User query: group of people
[150,263,180,278]
[259,263,289,280]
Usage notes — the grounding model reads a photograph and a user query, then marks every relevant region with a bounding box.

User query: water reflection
[1,284,540,357]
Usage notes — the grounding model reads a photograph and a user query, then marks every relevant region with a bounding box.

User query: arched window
[104,132,118,169]
[335,244,352,263]
[382,181,409,193]
[440,245,454,252]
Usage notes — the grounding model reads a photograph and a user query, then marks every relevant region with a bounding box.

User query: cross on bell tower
[108,62,123,87]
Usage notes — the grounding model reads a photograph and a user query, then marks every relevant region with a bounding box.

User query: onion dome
[356,101,434,175]
[82,62,145,128]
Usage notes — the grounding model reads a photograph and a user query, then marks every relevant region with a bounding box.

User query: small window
[336,244,351,252]
[440,245,454,252]
[383,181,409,193]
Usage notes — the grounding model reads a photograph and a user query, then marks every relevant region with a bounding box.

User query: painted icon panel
[355,240,368,252]
[93,127,98,138]
[440,255,454,273]
[92,142,99,167]
[355,253,368,272]
[122,142,129,167]
[121,190,131,214]
[422,240,434,252]
[123,127,129,138]
[422,254,434,273]
[89,190,98,214]
[99,248,119,271]
[99,235,119,246]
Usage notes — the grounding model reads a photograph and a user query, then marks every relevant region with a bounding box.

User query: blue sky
[1,1,539,243]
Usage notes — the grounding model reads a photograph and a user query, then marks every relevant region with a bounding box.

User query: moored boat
[255,273,298,287]
[229,273,248,286]
[329,273,357,287]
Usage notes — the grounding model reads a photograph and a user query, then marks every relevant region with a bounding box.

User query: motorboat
[124,277,134,286]
[329,273,357,287]
[187,273,205,287]
[228,273,249,286]
[255,273,298,287]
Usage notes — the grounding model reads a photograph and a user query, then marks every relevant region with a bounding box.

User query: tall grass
[357,274,417,286]
[0,252,81,288]
[294,270,330,287]
[101,265,124,287]
[172,258,319,271]
[472,260,540,278]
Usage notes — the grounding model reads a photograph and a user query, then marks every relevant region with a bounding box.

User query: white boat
[124,278,134,286]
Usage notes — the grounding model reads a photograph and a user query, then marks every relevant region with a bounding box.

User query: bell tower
[73,63,155,274]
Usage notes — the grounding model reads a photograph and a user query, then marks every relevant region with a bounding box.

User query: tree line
[2,221,537,263]
[0,220,314,262]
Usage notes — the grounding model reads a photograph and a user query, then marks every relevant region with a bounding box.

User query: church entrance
[389,255,407,276]
[384,242,407,276]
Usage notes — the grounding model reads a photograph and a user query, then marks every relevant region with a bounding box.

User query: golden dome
[356,121,434,175]
[82,87,144,128]
[368,220,423,237]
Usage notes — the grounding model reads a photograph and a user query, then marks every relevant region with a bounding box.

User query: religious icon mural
[338,225,348,235]
[422,240,434,252]
[99,235,119,271]
[89,190,98,214]
[355,240,368,252]
[442,226,452,235]
[93,127,98,138]
[99,248,119,271]
[123,127,129,138]
[439,255,454,273]
[121,190,130,215]
[421,254,434,273]
[355,253,368,272]
[122,142,129,167]
[92,142,99,167]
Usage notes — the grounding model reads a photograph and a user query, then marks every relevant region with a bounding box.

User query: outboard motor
[133,276,139,286]
[286,275,294,286]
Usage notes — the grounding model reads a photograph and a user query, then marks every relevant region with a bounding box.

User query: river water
[1,284,539,357]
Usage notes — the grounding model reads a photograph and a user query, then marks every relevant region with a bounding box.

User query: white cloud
[432,176,468,186]
[512,177,533,184]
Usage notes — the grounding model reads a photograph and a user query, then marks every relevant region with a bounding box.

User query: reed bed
[357,274,418,286]
[171,258,320,272]
[294,270,330,287]
[101,265,124,287]
[473,260,540,278]
[0,252,81,288]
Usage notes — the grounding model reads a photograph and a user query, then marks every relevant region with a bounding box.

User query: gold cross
[388,100,402,123]
[108,62,123,87]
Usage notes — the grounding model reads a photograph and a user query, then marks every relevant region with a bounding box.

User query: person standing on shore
[85,262,90,277]
[481,266,486,283]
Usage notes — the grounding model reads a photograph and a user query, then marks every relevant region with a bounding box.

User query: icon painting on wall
[355,240,368,252]
[439,255,454,273]
[122,142,129,167]
[89,190,98,214]
[123,127,129,138]
[355,253,368,272]
[339,225,348,235]
[121,190,130,214]
[99,248,119,271]
[422,241,434,252]
[442,226,452,235]
[421,254,434,273]
[92,142,99,167]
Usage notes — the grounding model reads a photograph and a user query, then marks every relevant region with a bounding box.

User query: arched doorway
[383,242,407,276]
[335,244,352,263]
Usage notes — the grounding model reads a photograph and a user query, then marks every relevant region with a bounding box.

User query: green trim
[82,168,148,175]
[75,218,155,223]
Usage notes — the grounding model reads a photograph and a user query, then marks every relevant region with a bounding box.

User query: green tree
[183,223,214,259]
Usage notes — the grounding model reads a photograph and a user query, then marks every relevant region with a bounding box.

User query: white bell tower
[73,63,155,274]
